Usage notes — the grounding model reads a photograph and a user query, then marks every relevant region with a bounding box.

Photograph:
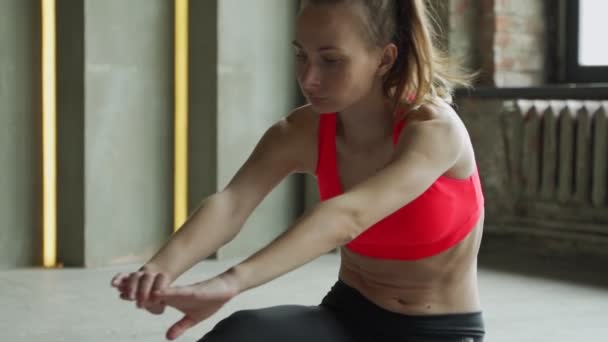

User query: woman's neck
[336,94,396,147]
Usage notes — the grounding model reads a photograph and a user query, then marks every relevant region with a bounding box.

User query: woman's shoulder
[401,99,459,125]
[402,100,475,178]
[269,104,320,174]
[284,104,320,130]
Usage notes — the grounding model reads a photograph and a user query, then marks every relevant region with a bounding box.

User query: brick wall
[447,0,480,76]
[442,0,548,87]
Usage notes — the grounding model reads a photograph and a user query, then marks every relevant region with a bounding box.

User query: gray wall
[55,0,176,268]
[216,0,300,257]
[0,0,300,269]
[189,1,219,213]
[0,0,42,269]
[81,0,174,267]
[56,0,85,268]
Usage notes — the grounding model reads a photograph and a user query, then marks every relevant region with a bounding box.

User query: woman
[111,1,485,341]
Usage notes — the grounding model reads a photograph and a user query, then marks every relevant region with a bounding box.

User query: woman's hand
[154,274,239,340]
[110,265,172,314]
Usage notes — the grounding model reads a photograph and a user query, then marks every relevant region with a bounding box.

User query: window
[565,0,608,82]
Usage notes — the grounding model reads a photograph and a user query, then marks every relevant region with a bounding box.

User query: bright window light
[579,0,608,66]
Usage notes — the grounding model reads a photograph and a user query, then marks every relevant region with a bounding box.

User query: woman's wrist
[219,266,247,296]
[140,262,177,284]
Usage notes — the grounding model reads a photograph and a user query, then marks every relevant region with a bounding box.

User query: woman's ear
[377,43,398,77]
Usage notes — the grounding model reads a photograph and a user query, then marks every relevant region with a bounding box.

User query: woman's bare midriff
[338,211,484,316]
[296,103,486,316]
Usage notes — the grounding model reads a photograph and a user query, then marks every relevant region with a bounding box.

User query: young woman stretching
[112,1,485,341]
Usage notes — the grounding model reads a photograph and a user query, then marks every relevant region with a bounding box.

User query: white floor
[1,253,607,342]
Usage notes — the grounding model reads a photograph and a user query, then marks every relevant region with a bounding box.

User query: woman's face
[294,3,385,113]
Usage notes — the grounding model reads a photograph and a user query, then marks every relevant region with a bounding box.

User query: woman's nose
[298,63,321,91]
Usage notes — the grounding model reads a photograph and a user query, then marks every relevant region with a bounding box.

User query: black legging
[198,279,485,342]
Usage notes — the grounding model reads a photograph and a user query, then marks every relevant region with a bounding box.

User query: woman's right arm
[111,107,316,307]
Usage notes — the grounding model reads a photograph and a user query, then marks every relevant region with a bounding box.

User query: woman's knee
[197,305,339,342]
[197,307,288,341]
[215,309,265,330]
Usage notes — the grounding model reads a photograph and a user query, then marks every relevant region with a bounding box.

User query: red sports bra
[316,113,484,260]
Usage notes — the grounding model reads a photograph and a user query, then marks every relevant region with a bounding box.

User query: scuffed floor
[1,253,607,342]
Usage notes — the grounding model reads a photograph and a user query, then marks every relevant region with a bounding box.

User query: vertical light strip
[42,0,57,267]
[174,0,189,231]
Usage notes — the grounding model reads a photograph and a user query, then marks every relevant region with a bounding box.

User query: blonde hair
[300,0,476,111]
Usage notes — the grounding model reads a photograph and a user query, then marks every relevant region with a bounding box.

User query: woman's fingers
[112,270,175,315]
[113,273,135,301]
[111,273,128,288]
[141,273,169,313]
[143,301,166,315]
[152,287,191,309]
[136,273,155,307]
[127,272,143,300]
[150,273,170,301]
[155,286,194,300]
[166,316,196,341]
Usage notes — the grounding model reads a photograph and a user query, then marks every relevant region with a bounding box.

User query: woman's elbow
[314,201,363,246]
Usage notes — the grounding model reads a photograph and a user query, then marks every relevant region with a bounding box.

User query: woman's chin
[308,100,338,114]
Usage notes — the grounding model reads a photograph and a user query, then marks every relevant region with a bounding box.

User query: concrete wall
[81,0,174,267]
[5,0,176,268]
[56,0,86,268]
[216,0,300,258]
[2,0,599,268]
[0,0,300,268]
[189,1,219,212]
[0,0,42,269]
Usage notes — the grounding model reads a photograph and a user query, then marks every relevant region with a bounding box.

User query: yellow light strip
[174,0,189,231]
[42,0,57,268]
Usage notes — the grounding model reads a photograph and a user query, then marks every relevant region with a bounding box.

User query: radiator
[502,100,608,211]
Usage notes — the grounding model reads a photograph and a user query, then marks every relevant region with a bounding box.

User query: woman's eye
[322,57,340,64]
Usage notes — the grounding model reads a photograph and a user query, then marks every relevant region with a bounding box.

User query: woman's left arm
[151,109,466,340]
[223,108,466,294]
